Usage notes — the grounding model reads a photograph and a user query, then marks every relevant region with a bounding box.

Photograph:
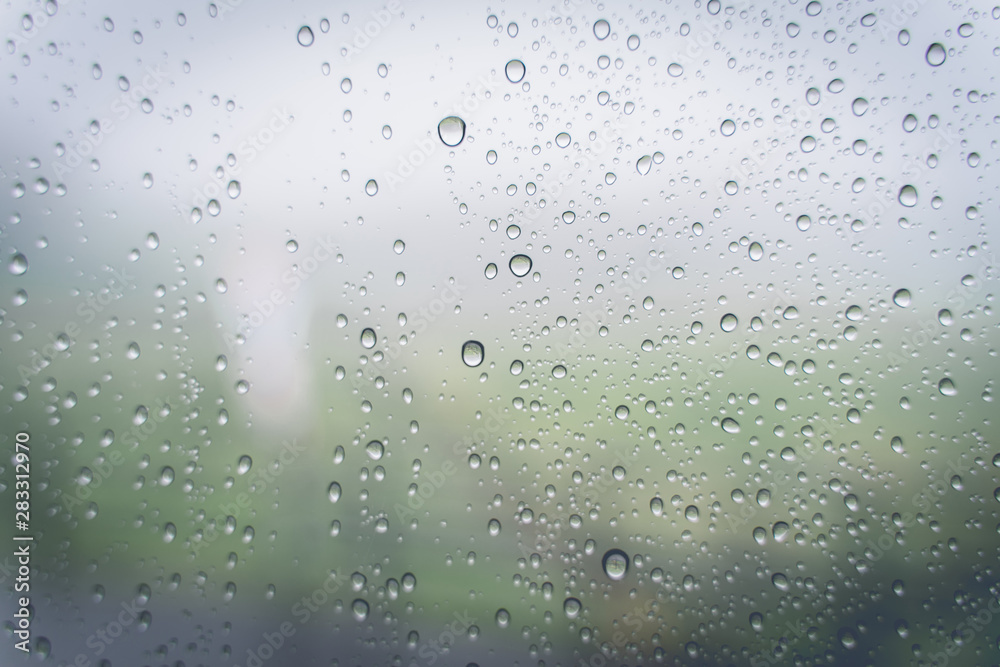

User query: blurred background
[1,0,998,665]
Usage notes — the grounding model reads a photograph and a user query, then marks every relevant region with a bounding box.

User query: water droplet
[749,242,763,261]
[555,132,571,148]
[237,455,252,474]
[667,62,683,76]
[552,365,567,379]
[495,608,511,628]
[485,262,498,279]
[509,254,532,277]
[593,19,610,40]
[720,119,736,136]
[360,327,377,349]
[615,405,629,420]
[8,253,28,275]
[126,342,141,360]
[297,25,314,47]
[925,42,946,66]
[365,179,378,196]
[720,313,738,332]
[898,184,918,207]
[351,599,369,620]
[721,417,740,434]
[438,116,466,147]
[602,548,629,580]
[563,597,582,619]
[366,440,384,460]
[938,378,957,396]
[462,340,484,367]
[892,288,911,307]
[505,59,525,83]
[627,34,640,50]
[328,482,342,503]
[637,155,652,175]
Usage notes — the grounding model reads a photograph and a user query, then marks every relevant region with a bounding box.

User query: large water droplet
[8,253,28,275]
[892,288,911,307]
[925,42,946,66]
[898,184,918,207]
[360,327,377,349]
[462,340,484,367]
[237,455,252,474]
[593,19,610,40]
[438,116,466,147]
[366,440,384,460]
[297,25,314,47]
[509,254,532,277]
[505,59,525,83]
[602,548,629,580]
[328,482,342,503]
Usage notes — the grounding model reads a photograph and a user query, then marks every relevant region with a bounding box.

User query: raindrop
[593,19,610,40]
[366,440,384,460]
[749,242,763,261]
[564,597,582,619]
[505,59,525,83]
[938,378,957,396]
[509,254,532,277]
[615,405,629,420]
[892,288,911,307]
[351,599,369,620]
[462,340,484,367]
[898,184,918,207]
[297,26,314,47]
[438,116,466,147]
[8,253,28,275]
[637,155,652,175]
[365,179,378,196]
[237,456,252,474]
[721,417,740,433]
[602,548,629,580]
[485,263,498,279]
[328,482,342,503]
[360,327,377,349]
[925,42,946,66]
[720,313,738,332]
[555,132,571,148]
[720,119,736,136]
